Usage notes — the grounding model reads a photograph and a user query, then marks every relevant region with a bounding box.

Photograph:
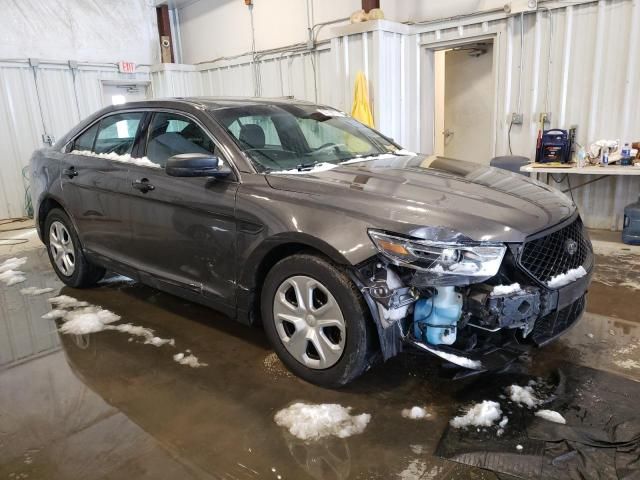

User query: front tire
[261,253,374,388]
[44,208,105,288]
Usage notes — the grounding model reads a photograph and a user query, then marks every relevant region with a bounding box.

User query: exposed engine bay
[352,222,592,374]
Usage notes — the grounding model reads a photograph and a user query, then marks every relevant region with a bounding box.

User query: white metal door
[443,44,494,163]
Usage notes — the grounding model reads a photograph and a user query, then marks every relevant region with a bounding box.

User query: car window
[145,112,218,168]
[94,113,144,155]
[228,116,282,148]
[72,123,99,152]
[212,104,398,173]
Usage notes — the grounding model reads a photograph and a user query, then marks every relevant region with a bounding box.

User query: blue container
[623,196,640,245]
[413,287,462,345]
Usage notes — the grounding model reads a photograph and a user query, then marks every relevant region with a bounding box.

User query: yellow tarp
[351,71,374,128]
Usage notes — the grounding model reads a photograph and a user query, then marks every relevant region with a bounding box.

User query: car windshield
[210,103,404,173]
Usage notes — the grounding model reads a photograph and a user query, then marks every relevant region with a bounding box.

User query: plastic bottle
[601,147,609,166]
[621,142,632,166]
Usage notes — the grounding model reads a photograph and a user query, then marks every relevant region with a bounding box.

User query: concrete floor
[0,225,638,479]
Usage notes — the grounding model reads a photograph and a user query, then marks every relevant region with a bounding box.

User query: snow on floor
[416,343,483,370]
[401,406,431,420]
[0,270,26,286]
[19,286,54,296]
[450,401,502,429]
[274,403,371,441]
[491,283,523,296]
[547,266,587,288]
[45,295,180,356]
[534,409,566,424]
[173,352,207,368]
[0,257,27,273]
[48,295,90,309]
[71,150,160,169]
[42,309,66,320]
[59,306,121,335]
[507,385,540,408]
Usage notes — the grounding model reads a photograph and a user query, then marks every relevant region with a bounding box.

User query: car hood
[264,155,575,243]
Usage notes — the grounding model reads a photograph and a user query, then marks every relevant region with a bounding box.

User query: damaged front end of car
[351,216,593,376]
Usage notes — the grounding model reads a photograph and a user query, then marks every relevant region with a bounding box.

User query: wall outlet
[511,112,524,124]
[539,112,551,124]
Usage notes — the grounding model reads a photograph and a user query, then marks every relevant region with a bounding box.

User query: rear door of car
[126,109,239,315]
[60,111,145,266]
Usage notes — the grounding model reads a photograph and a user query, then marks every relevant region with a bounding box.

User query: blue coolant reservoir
[413,287,463,345]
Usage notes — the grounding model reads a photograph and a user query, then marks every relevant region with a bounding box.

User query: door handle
[63,167,78,178]
[443,128,454,138]
[132,178,155,193]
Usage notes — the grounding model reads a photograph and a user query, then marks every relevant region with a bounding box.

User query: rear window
[93,113,144,155]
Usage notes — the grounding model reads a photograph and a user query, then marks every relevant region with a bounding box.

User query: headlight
[368,229,506,283]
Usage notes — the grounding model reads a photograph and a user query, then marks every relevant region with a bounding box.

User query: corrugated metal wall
[3,0,638,230]
[0,61,149,219]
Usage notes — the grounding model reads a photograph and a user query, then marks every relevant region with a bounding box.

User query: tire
[261,253,375,388]
[44,208,105,288]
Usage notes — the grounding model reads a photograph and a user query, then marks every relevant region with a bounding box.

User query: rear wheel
[262,253,374,388]
[45,208,105,288]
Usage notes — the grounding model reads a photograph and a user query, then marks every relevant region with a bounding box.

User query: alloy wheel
[49,220,75,276]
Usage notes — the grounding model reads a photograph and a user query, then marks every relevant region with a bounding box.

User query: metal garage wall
[0,61,150,219]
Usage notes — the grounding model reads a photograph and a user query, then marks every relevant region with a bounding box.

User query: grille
[531,295,586,345]
[519,217,593,285]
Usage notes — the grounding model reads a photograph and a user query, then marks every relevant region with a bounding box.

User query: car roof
[109,96,322,112]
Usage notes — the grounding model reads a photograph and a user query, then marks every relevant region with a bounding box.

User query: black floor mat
[435,364,640,479]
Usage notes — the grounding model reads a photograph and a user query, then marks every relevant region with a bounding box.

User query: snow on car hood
[264,154,575,243]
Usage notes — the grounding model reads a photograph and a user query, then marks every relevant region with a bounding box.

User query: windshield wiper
[296,161,318,171]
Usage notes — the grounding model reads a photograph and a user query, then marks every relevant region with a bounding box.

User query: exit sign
[118,61,136,74]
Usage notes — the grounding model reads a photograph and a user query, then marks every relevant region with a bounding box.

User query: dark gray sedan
[31,97,593,387]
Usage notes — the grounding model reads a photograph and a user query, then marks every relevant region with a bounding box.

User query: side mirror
[165,153,231,178]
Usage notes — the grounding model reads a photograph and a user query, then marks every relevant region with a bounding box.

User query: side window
[72,123,99,152]
[228,115,282,149]
[145,112,218,168]
[94,113,144,155]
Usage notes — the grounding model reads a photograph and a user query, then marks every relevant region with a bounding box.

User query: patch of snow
[497,428,504,437]
[72,150,160,169]
[401,406,430,420]
[145,336,175,347]
[48,295,89,309]
[270,162,338,175]
[508,385,540,408]
[393,149,417,156]
[415,343,483,370]
[98,274,134,285]
[516,444,523,451]
[398,459,428,480]
[491,283,523,296]
[0,270,26,286]
[20,287,54,296]
[42,309,66,320]
[173,352,207,368]
[0,257,27,273]
[339,153,398,165]
[59,306,121,335]
[547,266,587,288]
[274,402,371,441]
[534,410,566,424]
[499,416,509,428]
[586,333,594,339]
[450,400,502,429]
[614,359,640,370]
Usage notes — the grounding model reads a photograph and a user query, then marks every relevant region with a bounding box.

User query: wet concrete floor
[0,240,638,479]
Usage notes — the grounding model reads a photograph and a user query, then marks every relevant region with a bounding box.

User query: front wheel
[261,253,375,388]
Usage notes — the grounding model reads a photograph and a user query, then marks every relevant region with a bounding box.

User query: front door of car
[126,111,239,313]
[60,112,144,265]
